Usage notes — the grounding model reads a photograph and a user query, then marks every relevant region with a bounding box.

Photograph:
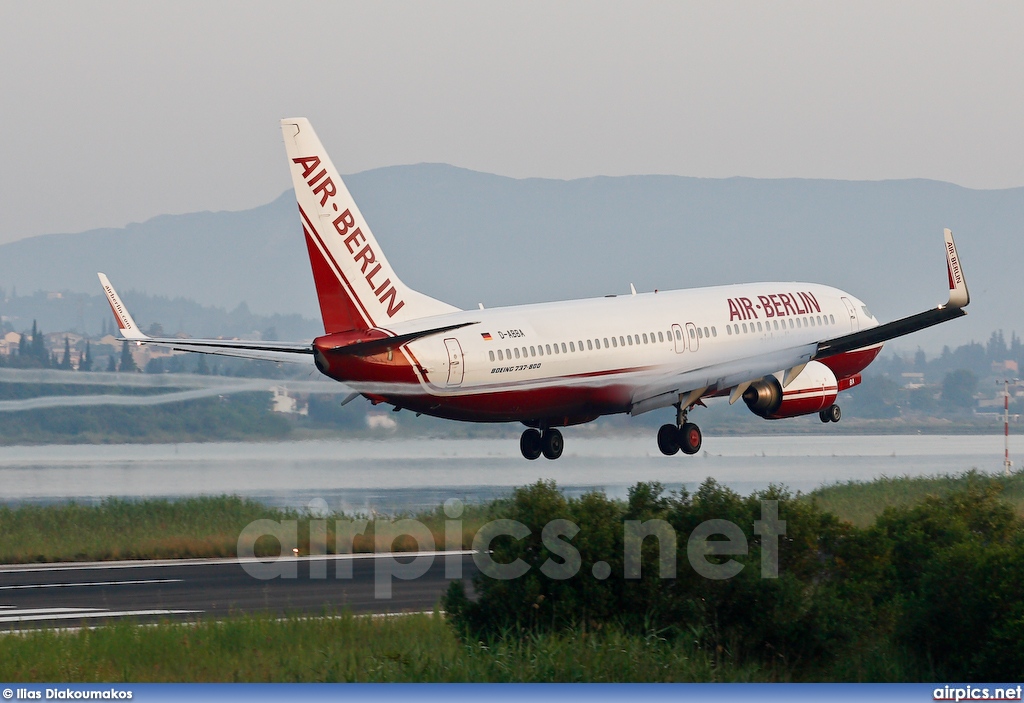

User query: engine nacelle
[743,360,839,420]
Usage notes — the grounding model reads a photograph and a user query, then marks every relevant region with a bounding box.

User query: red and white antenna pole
[1003,379,1014,477]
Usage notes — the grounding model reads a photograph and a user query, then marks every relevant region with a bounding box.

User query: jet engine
[743,360,839,419]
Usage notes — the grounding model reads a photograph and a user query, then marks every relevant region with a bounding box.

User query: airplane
[99,118,971,460]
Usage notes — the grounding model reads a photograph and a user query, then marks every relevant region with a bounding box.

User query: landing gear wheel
[541,428,563,460]
[827,404,841,423]
[818,409,830,423]
[657,424,680,456]
[679,422,702,455]
[520,429,542,460]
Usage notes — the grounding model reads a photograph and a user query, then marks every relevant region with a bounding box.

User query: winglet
[943,229,969,309]
[97,273,147,340]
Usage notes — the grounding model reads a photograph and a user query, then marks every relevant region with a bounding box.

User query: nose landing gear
[657,403,702,456]
[520,427,564,460]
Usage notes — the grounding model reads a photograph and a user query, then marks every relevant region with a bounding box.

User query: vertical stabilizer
[281,118,458,332]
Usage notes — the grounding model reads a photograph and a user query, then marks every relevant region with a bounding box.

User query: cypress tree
[119,340,138,372]
[60,337,73,370]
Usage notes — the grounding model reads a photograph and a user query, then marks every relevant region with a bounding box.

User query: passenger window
[809,317,815,327]
[703,327,709,338]
[726,326,732,336]
[530,346,536,356]
[514,348,520,359]
[697,327,703,339]
[612,337,618,348]
[829,314,835,324]
[756,322,762,331]
[742,323,748,333]
[587,339,593,350]
[523,347,528,357]
[538,345,544,356]
[553,344,559,354]
[603,338,609,348]
[658,331,664,343]
[817,315,822,326]
[546,344,552,355]
[788,319,794,329]
[674,329,682,341]
[627,335,633,346]
[617,336,623,346]
[489,350,495,362]
[643,333,649,344]
[570,341,576,352]
[688,328,695,339]
[560,343,567,353]
[497,349,504,361]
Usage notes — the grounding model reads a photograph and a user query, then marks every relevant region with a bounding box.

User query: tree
[106,354,117,372]
[942,369,978,410]
[914,348,926,370]
[79,341,93,372]
[30,320,47,365]
[119,341,138,372]
[59,337,73,370]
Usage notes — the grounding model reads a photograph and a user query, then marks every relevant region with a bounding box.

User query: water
[0,435,1018,514]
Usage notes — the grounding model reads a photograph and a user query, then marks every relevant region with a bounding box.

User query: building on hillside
[991,359,1020,375]
[270,386,308,415]
[0,331,22,357]
[900,372,925,389]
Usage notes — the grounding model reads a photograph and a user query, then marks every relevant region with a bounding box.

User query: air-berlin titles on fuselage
[292,155,405,319]
[727,292,821,322]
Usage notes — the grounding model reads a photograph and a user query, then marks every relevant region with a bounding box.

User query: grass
[0,611,772,683]
[4,470,1023,562]
[0,496,496,564]
[806,469,1024,527]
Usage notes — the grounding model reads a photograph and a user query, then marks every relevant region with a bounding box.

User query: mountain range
[1,164,1021,352]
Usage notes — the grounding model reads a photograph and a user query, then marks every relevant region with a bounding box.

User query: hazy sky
[2,1,1023,245]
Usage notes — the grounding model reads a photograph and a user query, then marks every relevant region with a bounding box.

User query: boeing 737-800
[99,118,970,460]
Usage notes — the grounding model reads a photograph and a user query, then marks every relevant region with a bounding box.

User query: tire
[657,424,680,455]
[679,422,702,455]
[541,428,563,460]
[520,429,542,460]
[819,409,831,423]
[828,404,842,423]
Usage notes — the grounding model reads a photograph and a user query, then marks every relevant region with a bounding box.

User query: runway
[0,552,478,629]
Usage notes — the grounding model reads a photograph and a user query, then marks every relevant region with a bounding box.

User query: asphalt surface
[0,552,478,629]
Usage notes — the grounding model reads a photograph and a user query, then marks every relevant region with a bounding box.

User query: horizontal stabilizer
[97,274,314,364]
[321,322,478,358]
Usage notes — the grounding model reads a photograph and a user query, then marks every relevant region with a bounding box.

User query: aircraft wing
[98,273,315,364]
[630,229,970,415]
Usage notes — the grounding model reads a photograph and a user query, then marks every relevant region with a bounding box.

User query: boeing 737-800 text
[99,118,970,460]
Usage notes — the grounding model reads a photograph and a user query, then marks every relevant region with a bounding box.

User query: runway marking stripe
[0,550,478,574]
[0,578,182,590]
[0,608,200,624]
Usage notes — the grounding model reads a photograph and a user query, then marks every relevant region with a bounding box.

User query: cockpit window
[861,305,874,319]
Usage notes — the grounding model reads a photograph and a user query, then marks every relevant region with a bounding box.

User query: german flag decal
[481,332,492,341]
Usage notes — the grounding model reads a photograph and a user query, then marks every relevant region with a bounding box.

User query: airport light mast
[1002,379,1017,477]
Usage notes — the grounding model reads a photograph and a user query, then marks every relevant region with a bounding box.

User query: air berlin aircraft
[99,118,971,460]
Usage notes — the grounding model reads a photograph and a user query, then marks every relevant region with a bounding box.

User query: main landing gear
[657,404,702,456]
[819,404,842,423]
[520,427,563,460]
